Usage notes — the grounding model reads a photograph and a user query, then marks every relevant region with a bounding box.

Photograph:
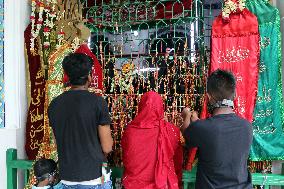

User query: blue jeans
[62,181,112,189]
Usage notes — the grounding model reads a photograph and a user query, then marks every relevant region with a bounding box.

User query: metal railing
[6,148,284,189]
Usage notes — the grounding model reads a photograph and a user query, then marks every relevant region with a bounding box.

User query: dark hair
[34,159,57,182]
[62,53,93,85]
[207,69,236,101]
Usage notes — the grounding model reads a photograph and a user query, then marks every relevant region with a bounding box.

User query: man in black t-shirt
[48,53,113,188]
[181,69,253,189]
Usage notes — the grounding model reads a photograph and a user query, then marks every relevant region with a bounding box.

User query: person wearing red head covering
[121,91,182,189]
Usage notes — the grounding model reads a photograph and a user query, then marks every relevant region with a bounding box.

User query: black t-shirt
[184,113,253,189]
[48,90,111,182]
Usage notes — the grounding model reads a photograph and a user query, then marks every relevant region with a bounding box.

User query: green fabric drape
[247,0,284,160]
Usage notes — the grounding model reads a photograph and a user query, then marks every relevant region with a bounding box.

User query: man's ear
[232,91,236,100]
[88,74,92,83]
[207,93,212,102]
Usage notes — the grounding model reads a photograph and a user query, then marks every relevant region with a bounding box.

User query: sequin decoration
[253,122,276,135]
[255,108,273,119]
[259,61,267,73]
[0,0,4,128]
[218,46,250,64]
[260,36,270,49]
[257,87,272,103]
[235,73,243,83]
[235,96,246,115]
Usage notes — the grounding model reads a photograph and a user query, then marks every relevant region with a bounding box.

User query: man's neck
[37,180,49,187]
[70,85,88,91]
[212,107,234,116]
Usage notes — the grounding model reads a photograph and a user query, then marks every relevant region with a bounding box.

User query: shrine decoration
[29,0,90,53]
[25,24,46,160]
[83,0,209,168]
[206,7,259,122]
[85,0,193,27]
[25,0,101,187]
[103,53,208,166]
[246,0,284,161]
[186,1,260,170]
[222,0,246,22]
[25,43,72,189]
[25,0,95,160]
[27,0,93,151]
[30,0,57,53]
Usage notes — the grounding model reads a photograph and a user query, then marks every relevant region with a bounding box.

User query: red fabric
[155,0,192,19]
[185,147,197,170]
[187,9,260,170]
[205,9,259,121]
[24,23,46,160]
[122,91,180,189]
[63,44,104,94]
[173,143,183,188]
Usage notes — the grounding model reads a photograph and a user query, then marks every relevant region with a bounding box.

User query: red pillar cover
[187,9,260,169]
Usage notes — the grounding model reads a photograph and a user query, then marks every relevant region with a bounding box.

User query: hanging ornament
[222,0,247,22]
[30,0,45,52]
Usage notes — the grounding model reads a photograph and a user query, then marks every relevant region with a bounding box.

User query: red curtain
[206,9,259,122]
[187,9,260,169]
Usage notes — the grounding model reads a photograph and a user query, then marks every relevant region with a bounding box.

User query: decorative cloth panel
[247,0,284,161]
[24,24,46,159]
[208,8,259,122]
[186,8,260,169]
[202,9,259,122]
[38,43,72,161]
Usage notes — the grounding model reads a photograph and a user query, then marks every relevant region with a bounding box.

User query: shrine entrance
[82,0,221,166]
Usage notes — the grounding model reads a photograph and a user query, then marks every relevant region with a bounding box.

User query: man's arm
[98,125,113,154]
[181,108,201,147]
[98,97,113,154]
[180,108,194,134]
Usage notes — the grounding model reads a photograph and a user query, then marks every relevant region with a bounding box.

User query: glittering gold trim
[37,36,47,79]
[24,42,32,108]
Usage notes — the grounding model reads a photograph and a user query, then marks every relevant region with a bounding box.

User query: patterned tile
[0,0,4,128]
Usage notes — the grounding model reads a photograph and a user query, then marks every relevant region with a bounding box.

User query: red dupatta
[122,91,180,189]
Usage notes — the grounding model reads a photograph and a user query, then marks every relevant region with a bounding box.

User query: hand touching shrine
[191,111,199,122]
[181,108,191,133]
[181,108,200,133]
